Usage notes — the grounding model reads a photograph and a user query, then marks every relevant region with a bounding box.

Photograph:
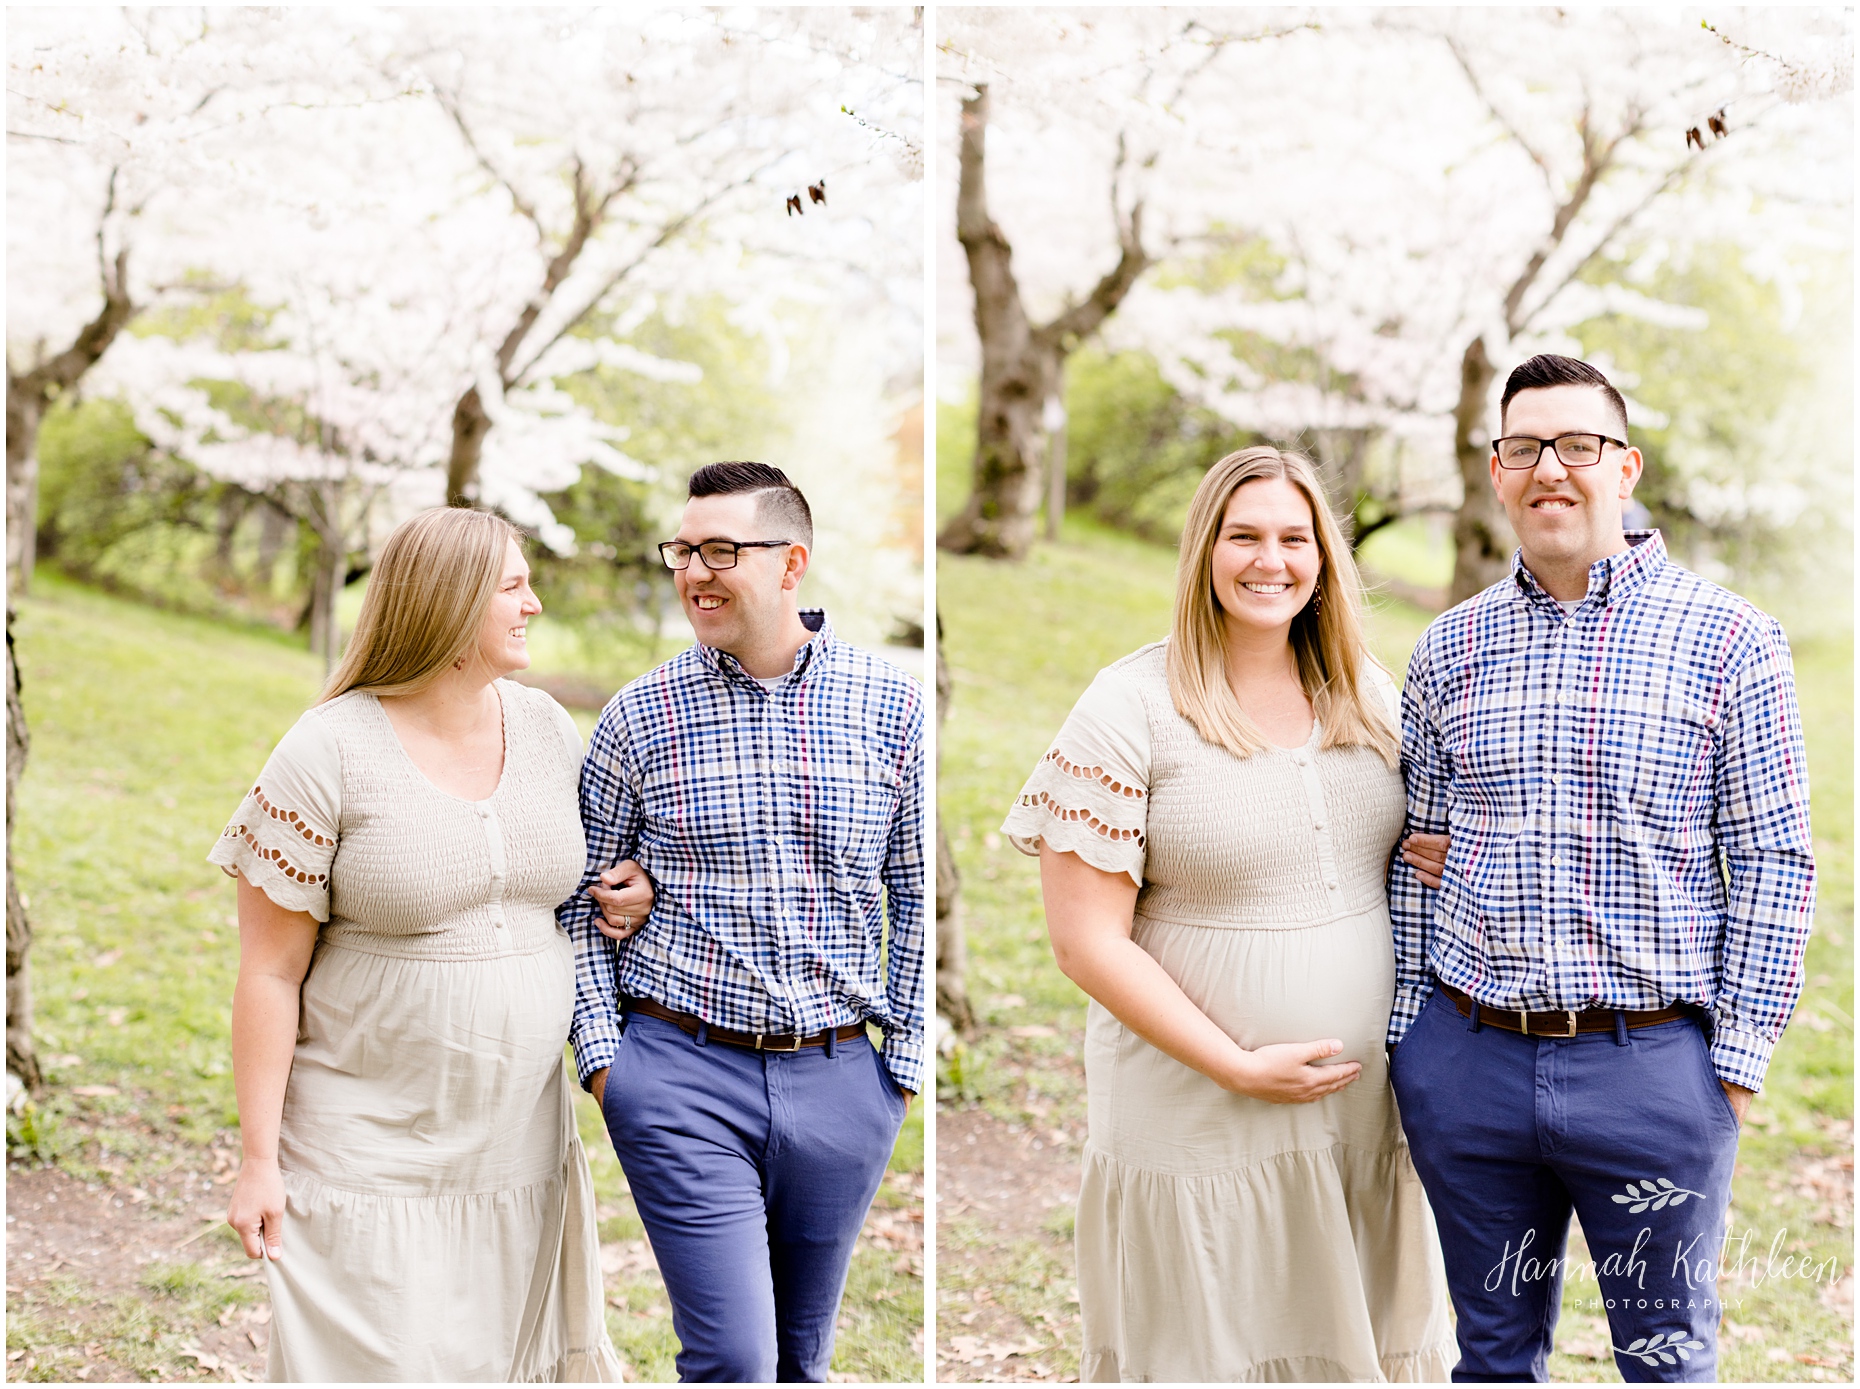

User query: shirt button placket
[479,802,509,941]
[1296,751,1341,901]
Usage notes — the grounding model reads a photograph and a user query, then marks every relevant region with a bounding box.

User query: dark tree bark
[934,613,975,1035]
[7,607,41,1091]
[7,244,136,600]
[938,86,1151,560]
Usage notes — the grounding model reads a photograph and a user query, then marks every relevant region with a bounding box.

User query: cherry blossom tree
[934,9,1315,559]
[936,8,1850,594]
[7,7,925,1095]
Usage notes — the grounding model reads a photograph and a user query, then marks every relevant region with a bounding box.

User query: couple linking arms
[215,463,922,1382]
[1005,353,1815,1383]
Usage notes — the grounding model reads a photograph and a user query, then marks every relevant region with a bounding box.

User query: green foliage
[936,392,978,530]
[537,296,797,656]
[1572,243,1852,588]
[5,1096,81,1166]
[34,389,315,631]
[1062,347,1259,544]
[1150,226,1292,300]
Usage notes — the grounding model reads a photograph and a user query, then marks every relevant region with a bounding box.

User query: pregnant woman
[1002,447,1455,1382]
[212,507,635,1381]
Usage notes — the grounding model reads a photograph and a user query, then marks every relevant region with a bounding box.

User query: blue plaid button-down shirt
[562,609,926,1095]
[1386,532,1815,1091]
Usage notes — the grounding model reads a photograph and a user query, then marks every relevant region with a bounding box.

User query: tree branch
[509,153,783,388]
[1513,145,1705,335]
[1446,34,1554,179]
[436,88,545,236]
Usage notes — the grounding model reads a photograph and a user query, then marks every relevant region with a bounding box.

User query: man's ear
[781,542,811,591]
[1488,449,1505,497]
[1618,446,1644,498]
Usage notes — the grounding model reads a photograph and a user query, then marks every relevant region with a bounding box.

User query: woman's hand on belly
[1229,1039,1363,1104]
[1044,845,1361,1107]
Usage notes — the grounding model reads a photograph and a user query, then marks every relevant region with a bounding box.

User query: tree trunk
[446,385,492,508]
[938,86,1151,561]
[933,614,975,1035]
[322,541,346,674]
[6,393,45,603]
[1447,337,1515,605]
[1309,427,1372,545]
[6,248,135,600]
[6,607,40,1091]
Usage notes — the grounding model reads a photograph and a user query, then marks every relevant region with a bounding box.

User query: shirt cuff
[572,1016,622,1092]
[1387,980,1434,1047]
[882,1025,925,1096]
[1709,1020,1775,1093]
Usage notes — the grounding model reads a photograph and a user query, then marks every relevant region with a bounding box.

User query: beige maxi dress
[209,680,623,1383]
[1003,642,1454,1383]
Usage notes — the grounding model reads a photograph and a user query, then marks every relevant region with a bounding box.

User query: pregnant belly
[1134,911,1396,1067]
[281,938,575,1192]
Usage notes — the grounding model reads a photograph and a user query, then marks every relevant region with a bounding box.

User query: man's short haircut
[687,461,814,551]
[1499,354,1630,439]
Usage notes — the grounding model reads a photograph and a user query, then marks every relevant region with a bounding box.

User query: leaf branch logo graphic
[1613,1331,1706,1366]
[1610,1178,1705,1213]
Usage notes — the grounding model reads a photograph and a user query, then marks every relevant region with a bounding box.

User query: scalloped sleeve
[1001,664,1151,887]
[206,713,341,921]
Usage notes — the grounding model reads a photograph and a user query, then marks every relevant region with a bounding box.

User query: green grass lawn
[936,516,1853,1382]
[7,569,922,1382]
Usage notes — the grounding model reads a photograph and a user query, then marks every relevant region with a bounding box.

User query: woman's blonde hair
[1166,446,1399,768]
[319,507,519,703]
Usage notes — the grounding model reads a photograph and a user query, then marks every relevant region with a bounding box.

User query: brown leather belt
[624,997,867,1053]
[1438,982,1689,1038]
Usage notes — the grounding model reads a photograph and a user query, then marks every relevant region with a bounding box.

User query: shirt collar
[1511,530,1666,610]
[698,608,834,684]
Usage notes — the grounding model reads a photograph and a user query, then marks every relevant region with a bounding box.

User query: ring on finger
[621,915,631,930]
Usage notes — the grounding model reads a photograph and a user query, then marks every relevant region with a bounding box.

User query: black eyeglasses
[1492,434,1628,470]
[658,538,791,571]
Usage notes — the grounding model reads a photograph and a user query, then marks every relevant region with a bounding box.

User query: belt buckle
[1560,1010,1579,1037]
[756,1032,804,1053]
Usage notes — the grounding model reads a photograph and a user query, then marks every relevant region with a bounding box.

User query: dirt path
[935,1106,1083,1383]
[7,1128,269,1383]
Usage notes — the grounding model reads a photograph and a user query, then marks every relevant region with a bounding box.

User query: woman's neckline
[369,681,510,805]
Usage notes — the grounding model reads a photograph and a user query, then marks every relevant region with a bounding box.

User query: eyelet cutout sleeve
[206,712,342,921]
[1002,664,1151,886]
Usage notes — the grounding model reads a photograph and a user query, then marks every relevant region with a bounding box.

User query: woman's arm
[1041,844,1360,1104]
[226,873,319,1260]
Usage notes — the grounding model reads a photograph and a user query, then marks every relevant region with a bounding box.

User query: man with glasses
[1385,355,1814,1381]
[560,461,923,1382]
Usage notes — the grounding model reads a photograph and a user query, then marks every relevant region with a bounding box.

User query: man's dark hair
[687,461,814,551]
[1499,354,1629,439]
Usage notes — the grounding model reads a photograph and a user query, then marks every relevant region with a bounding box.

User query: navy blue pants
[1390,989,1739,1382]
[599,1013,906,1383]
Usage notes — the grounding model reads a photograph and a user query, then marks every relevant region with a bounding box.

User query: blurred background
[6,8,924,1381]
[932,8,1852,1383]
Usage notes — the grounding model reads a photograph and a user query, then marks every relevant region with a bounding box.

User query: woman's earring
[453,655,467,671]
[1311,584,1323,617]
